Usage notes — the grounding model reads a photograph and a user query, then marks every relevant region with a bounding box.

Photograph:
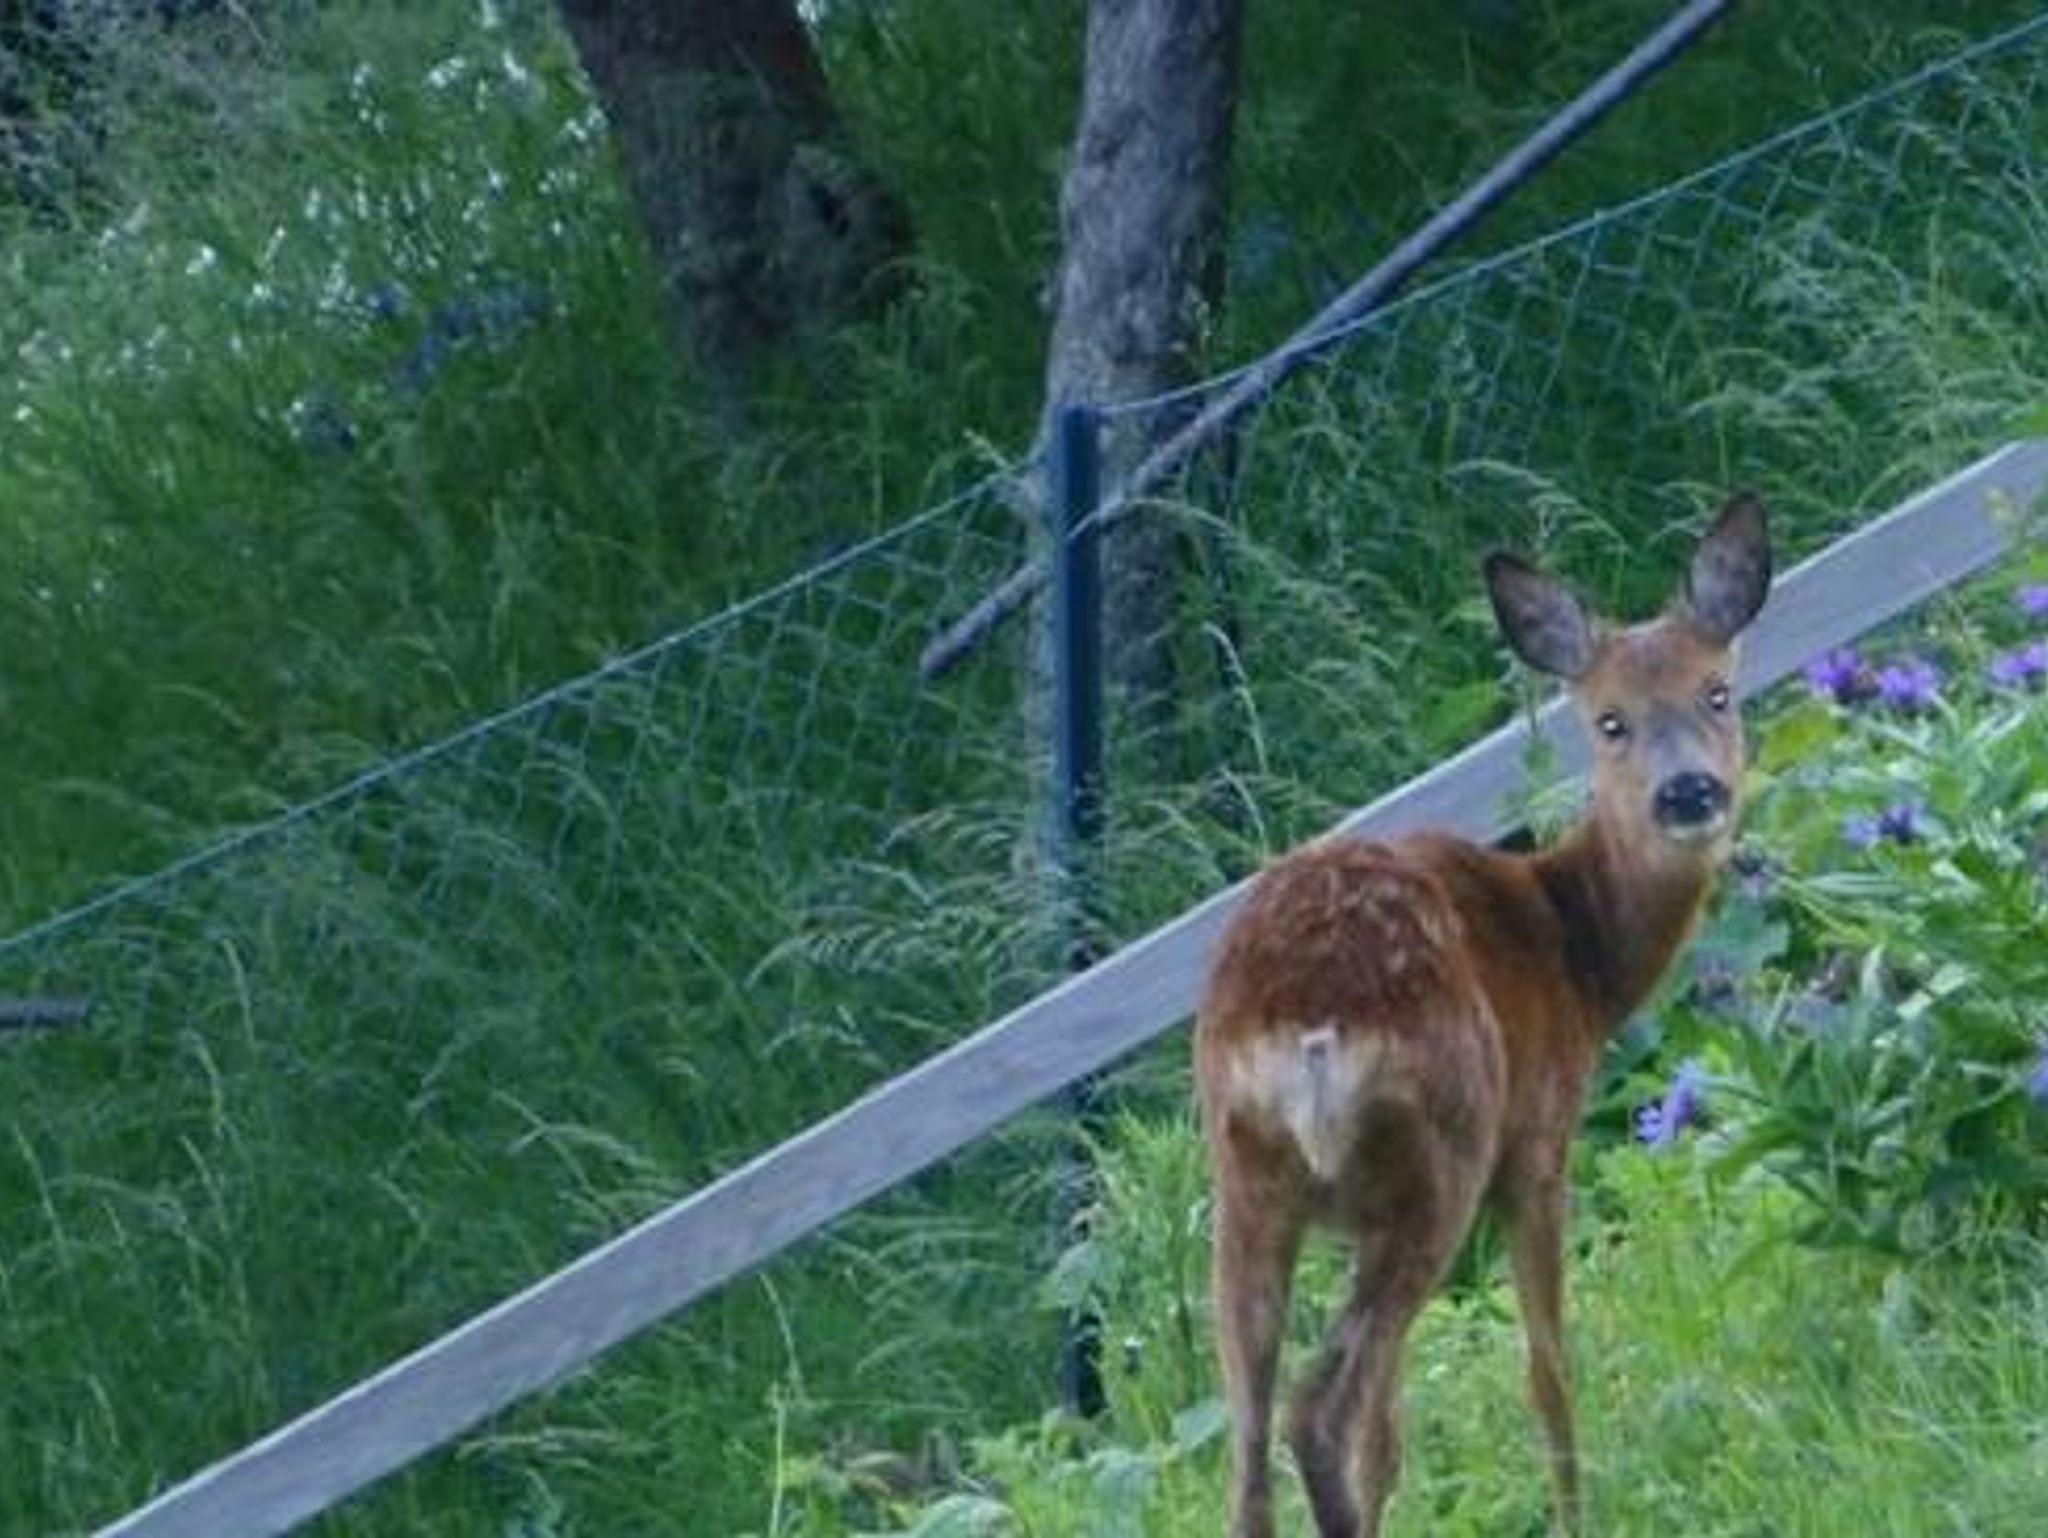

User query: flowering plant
[1627,578,2048,1252]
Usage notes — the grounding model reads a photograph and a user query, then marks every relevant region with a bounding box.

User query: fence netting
[6,13,2048,1535]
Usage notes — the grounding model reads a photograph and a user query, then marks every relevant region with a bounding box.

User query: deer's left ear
[1686,491,1771,642]
[1484,551,1597,679]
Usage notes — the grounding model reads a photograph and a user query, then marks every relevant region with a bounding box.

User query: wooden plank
[96,440,2048,1538]
[1731,444,2046,692]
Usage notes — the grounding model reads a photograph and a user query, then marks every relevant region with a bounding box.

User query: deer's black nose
[1655,771,1729,829]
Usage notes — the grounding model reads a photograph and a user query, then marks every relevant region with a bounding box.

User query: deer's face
[1484,493,1773,858]
[1572,617,1744,850]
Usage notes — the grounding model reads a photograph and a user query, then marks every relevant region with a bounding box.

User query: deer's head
[1484,493,1772,858]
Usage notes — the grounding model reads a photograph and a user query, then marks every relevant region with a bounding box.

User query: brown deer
[1195,494,1771,1537]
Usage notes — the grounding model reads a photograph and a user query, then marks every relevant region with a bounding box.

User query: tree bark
[1027,5,1246,1421]
[1034,0,1246,758]
[554,0,913,383]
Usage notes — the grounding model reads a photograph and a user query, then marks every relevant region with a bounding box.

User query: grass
[935,1140,2048,1538]
[4,1,2048,1534]
[810,555,2048,1533]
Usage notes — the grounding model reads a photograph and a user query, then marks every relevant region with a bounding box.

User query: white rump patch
[1229,1025,1387,1181]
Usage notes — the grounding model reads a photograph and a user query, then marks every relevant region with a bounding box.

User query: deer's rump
[1196,838,1507,1190]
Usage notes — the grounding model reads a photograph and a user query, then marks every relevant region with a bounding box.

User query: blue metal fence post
[1050,400,1106,1418]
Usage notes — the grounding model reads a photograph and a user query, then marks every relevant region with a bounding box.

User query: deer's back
[1201,838,1474,1029]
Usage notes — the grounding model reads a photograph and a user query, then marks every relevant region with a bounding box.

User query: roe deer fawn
[1195,493,1771,1537]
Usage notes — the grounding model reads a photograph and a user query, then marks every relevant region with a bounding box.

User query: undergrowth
[809,559,2048,1536]
[4,3,2048,1535]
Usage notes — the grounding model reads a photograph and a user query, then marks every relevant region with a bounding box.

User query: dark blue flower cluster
[1801,646,1873,705]
[1988,586,2048,688]
[1802,646,1943,710]
[1635,1059,1706,1148]
[1842,802,1923,849]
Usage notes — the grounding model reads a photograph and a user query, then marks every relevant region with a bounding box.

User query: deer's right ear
[1686,490,1772,643]
[1484,552,1596,679]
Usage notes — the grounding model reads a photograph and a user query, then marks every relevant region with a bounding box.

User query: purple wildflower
[1873,656,1943,712]
[1843,802,1922,849]
[1804,647,1874,706]
[1635,1059,1707,1148]
[2016,584,2048,622]
[2028,1044,2048,1106]
[1987,639,2048,689]
[1879,802,1923,842]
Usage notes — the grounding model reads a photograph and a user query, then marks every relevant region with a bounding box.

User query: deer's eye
[1704,680,1732,712]
[1596,709,1630,741]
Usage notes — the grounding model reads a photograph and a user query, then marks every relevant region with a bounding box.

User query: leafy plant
[1636,574,2048,1251]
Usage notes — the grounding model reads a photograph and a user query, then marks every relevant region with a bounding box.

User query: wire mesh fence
[9,11,2048,1535]
[1090,9,2048,942]
[0,473,1070,1531]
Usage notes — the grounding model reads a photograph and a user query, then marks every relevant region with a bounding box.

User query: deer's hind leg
[1289,1075,1498,1536]
[1209,1110,1308,1538]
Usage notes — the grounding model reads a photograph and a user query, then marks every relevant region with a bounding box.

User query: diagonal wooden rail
[97,441,2048,1537]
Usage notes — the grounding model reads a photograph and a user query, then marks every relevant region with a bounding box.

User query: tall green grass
[5,3,2048,1535]
[5,0,2044,920]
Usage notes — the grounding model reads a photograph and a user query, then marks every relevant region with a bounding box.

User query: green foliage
[782,479,2048,1538]
[0,0,1023,923]
[818,1143,2048,1535]
[1656,571,2048,1252]
[8,2,2048,1535]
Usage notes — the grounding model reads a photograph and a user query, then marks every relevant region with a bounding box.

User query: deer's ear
[1687,491,1771,642]
[1484,552,1596,679]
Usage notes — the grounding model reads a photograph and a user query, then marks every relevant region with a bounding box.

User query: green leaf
[902,1495,1016,1538]
[1419,679,1499,751]
[1039,1236,1110,1313]
[1171,1397,1229,1455]
[1756,696,1842,774]
[1086,1448,1160,1538]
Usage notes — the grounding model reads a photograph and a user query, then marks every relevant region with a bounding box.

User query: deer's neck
[1531,816,1717,1037]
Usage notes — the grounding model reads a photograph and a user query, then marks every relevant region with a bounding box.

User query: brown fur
[1195,496,1770,1538]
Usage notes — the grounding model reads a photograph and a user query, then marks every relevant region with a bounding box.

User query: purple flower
[1873,656,1942,712]
[2016,584,2048,622]
[1879,802,1923,842]
[1987,640,2048,689]
[1843,801,1922,849]
[2028,1045,2048,1105]
[1804,647,1874,706]
[1635,1059,1707,1148]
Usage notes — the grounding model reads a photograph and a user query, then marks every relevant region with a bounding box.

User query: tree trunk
[1033,0,1246,762]
[554,0,913,382]
[1027,5,1245,1420]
